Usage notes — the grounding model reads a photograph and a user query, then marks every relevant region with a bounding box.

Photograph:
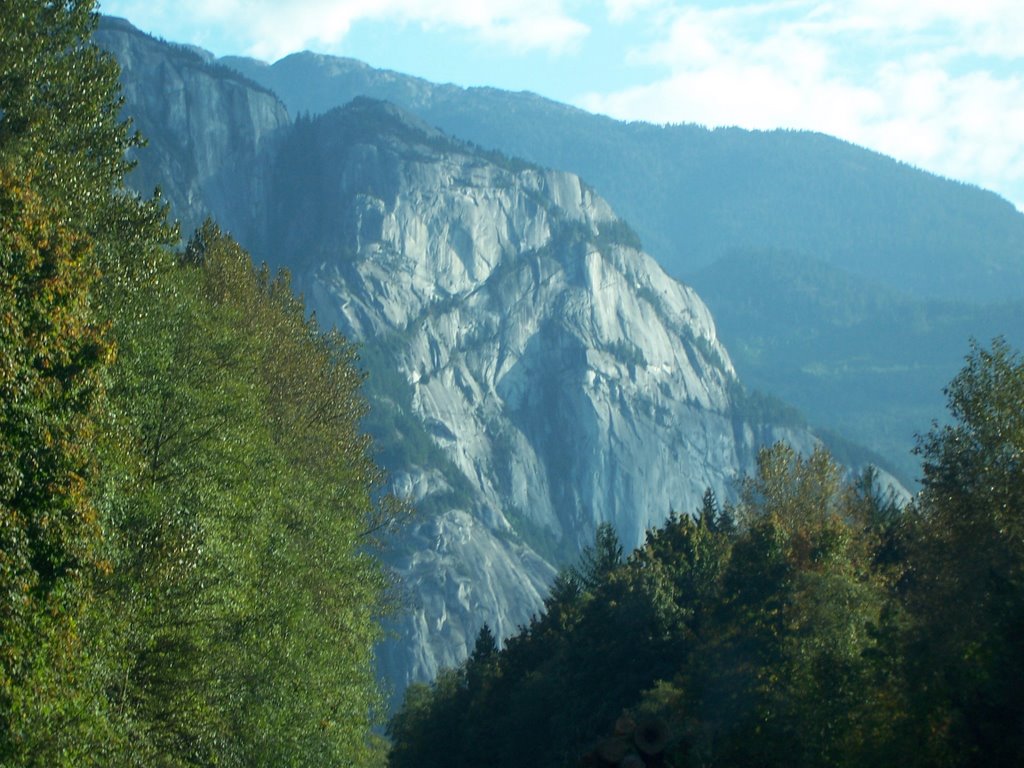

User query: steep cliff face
[96,17,290,244]
[263,99,819,692]
[218,43,1024,486]
[97,21,829,698]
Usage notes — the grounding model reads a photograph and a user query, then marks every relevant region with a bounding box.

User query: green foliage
[898,338,1024,768]
[387,518,723,768]
[387,444,893,765]
[470,623,498,664]
[0,1,173,761]
[0,5,394,762]
[701,445,892,767]
[388,341,1024,768]
[569,522,624,592]
[594,218,643,252]
[729,380,809,429]
[89,221,394,766]
[694,248,1024,486]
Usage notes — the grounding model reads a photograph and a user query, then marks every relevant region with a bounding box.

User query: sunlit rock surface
[97,20,860,701]
[270,99,820,694]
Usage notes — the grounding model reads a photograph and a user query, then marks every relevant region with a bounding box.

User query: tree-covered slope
[2,6,393,764]
[691,250,1024,484]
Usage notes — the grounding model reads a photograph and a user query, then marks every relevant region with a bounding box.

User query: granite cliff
[96,17,289,245]
[266,99,820,693]
[96,18,866,700]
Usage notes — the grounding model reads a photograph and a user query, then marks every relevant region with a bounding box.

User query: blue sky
[100,0,1024,211]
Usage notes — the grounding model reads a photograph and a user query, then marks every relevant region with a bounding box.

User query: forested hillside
[0,3,393,765]
[388,340,1024,768]
[7,8,1022,767]
[694,250,1024,484]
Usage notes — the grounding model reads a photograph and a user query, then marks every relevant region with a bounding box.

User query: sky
[99,0,1024,211]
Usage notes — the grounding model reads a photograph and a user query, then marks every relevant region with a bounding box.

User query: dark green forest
[1,2,393,764]
[388,339,1024,768]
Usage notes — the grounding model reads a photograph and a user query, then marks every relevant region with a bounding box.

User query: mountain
[95,18,841,701]
[277,98,823,694]
[220,50,1024,304]
[214,42,1024,482]
[97,16,289,245]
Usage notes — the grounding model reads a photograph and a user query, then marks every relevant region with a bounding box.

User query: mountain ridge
[186,22,1024,481]
[217,39,1024,304]
[268,95,828,696]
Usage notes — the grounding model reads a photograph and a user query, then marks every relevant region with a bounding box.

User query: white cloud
[604,0,667,24]
[102,0,590,60]
[578,0,1024,208]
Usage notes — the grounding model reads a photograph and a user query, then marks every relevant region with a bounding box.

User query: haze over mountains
[95,16,1022,697]
[219,48,1024,300]
[217,40,1024,484]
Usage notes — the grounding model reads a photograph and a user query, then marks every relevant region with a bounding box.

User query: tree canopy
[1,4,395,765]
[388,339,1024,768]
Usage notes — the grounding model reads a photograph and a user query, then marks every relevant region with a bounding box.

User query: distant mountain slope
[694,250,1024,482]
[214,38,1024,481]
[221,50,1024,303]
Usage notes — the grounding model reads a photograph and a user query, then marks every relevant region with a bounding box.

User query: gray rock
[95,22,895,705]
[96,17,290,245]
[270,102,822,695]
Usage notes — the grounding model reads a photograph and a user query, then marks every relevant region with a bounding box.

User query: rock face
[212,25,1024,491]
[97,20,824,700]
[96,17,290,245]
[265,100,818,694]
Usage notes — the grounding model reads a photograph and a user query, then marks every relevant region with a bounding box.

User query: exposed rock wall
[98,21,825,701]
[268,101,819,694]
[96,17,290,245]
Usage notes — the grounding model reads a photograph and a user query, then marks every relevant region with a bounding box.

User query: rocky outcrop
[264,99,820,695]
[96,22,851,702]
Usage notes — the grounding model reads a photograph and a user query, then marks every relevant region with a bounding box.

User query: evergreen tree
[471,623,498,663]
[571,522,624,592]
